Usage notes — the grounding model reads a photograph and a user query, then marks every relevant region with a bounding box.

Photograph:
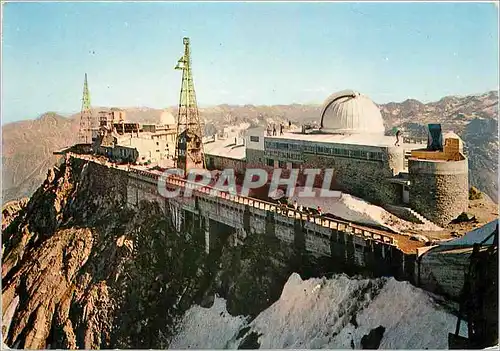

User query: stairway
[407,208,440,228]
[384,204,441,229]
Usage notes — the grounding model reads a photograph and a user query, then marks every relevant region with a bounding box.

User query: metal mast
[77,73,93,144]
[174,37,205,176]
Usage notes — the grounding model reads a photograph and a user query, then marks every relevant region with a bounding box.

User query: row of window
[264,141,301,151]
[250,136,260,142]
[316,146,384,160]
[265,141,386,161]
[265,150,302,160]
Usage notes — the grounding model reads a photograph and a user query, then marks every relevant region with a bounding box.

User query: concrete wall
[206,155,246,174]
[151,132,176,158]
[386,147,405,175]
[303,151,400,206]
[81,158,414,283]
[408,158,469,225]
[127,176,166,210]
[111,146,139,162]
[120,135,171,163]
[415,245,469,300]
[245,127,265,151]
[136,181,412,280]
[246,149,265,166]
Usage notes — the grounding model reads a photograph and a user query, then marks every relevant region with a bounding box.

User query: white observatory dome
[160,110,176,125]
[319,90,385,134]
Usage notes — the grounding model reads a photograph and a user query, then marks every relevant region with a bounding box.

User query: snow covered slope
[272,187,441,233]
[170,273,465,349]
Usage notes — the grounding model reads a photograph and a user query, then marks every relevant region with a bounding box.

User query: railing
[403,136,427,145]
[163,174,396,245]
[69,153,397,246]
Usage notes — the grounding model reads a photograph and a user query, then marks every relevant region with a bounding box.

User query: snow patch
[168,297,248,349]
[170,273,465,349]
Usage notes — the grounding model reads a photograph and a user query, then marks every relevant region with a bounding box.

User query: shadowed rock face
[360,326,386,349]
[1,158,310,349]
[2,198,29,231]
[1,158,211,349]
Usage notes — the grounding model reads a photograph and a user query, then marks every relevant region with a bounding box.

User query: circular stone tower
[408,133,469,226]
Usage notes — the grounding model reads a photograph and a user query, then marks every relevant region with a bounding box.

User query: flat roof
[204,139,246,160]
[267,130,427,149]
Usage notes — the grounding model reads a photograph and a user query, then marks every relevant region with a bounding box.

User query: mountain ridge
[7,90,498,124]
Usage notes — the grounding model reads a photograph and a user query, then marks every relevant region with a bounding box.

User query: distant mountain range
[2,91,498,203]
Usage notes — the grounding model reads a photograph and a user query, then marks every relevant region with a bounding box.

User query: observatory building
[204,90,469,226]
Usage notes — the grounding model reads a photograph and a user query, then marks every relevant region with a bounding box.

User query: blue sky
[2,1,499,123]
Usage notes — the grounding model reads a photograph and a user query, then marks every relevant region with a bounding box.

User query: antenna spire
[174,37,205,175]
[78,73,93,144]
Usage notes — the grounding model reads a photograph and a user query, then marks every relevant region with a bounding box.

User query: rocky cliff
[1,157,331,349]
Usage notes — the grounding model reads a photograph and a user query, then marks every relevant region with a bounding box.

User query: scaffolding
[449,223,499,349]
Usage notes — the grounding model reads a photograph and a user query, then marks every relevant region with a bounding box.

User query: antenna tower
[174,37,205,176]
[78,73,93,144]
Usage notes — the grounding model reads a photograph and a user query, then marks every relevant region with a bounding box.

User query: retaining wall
[303,151,400,206]
[72,155,416,282]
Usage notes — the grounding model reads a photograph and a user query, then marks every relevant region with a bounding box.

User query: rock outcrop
[1,157,314,349]
[1,158,208,348]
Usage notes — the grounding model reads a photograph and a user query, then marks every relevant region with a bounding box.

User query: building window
[265,141,278,149]
[278,160,286,168]
[318,146,330,154]
[250,136,260,142]
[303,144,316,154]
[266,158,274,167]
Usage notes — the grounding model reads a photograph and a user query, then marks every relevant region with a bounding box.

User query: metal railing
[403,136,427,145]
[163,174,396,245]
[69,153,397,246]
